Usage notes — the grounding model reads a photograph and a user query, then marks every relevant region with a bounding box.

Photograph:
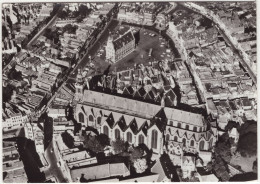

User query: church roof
[81,90,206,131]
[164,107,206,127]
[82,90,161,119]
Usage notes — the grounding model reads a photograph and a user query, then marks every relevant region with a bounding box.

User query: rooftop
[81,90,206,127]
[70,162,130,182]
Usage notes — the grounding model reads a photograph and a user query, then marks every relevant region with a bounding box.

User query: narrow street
[68,19,119,80]
[27,14,59,47]
[32,6,120,182]
[37,6,120,117]
[3,5,63,73]
[43,140,69,183]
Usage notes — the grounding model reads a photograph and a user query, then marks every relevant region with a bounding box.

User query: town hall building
[105,28,135,63]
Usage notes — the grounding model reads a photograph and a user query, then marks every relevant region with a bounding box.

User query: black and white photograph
[1,0,258,183]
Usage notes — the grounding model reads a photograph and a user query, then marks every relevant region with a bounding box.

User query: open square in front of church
[92,24,175,74]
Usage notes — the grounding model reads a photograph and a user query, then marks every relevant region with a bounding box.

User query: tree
[213,156,230,181]
[2,84,15,103]
[190,171,200,182]
[225,121,240,131]
[63,24,78,34]
[8,68,23,81]
[76,16,84,23]
[214,133,232,163]
[51,3,61,17]
[83,134,105,154]
[99,14,103,20]
[61,131,74,149]
[98,134,110,146]
[237,132,257,157]
[238,120,257,135]
[133,158,148,173]
[129,146,144,162]
[57,10,68,19]
[78,4,89,17]
[111,139,129,154]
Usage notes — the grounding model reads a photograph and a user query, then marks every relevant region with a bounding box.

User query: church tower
[105,32,115,63]
[75,69,84,101]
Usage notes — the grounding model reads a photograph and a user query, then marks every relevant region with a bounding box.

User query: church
[74,75,218,159]
[105,28,135,63]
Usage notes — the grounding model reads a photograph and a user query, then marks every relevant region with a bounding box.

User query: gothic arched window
[166,134,170,141]
[209,138,213,149]
[78,112,84,123]
[103,125,109,137]
[174,136,178,142]
[97,116,101,125]
[151,130,158,149]
[127,132,132,143]
[200,140,205,150]
[190,140,195,147]
[182,138,186,147]
[138,134,144,144]
[115,129,120,140]
[89,115,94,122]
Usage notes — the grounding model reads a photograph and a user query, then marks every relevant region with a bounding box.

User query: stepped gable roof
[113,30,134,51]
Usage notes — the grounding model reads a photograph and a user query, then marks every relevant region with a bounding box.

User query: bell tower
[106,31,115,63]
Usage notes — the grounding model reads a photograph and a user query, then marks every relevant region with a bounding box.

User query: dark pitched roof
[151,154,180,182]
[129,118,138,134]
[133,90,143,99]
[137,121,149,135]
[164,89,176,106]
[106,113,115,128]
[117,116,127,131]
[113,31,134,51]
[144,92,154,102]
[138,87,147,97]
